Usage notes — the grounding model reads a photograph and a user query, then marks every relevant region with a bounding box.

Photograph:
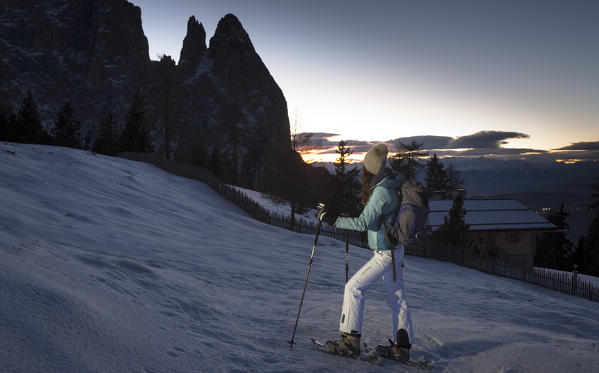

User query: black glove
[317,203,338,226]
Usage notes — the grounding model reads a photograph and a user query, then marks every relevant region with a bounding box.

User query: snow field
[1,142,598,373]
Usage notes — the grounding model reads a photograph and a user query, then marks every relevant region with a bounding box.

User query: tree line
[535,184,599,276]
[325,139,599,276]
[325,139,469,247]
[0,90,152,155]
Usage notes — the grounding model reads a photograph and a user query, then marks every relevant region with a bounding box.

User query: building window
[506,232,520,244]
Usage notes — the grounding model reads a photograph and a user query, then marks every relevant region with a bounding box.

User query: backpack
[382,180,430,248]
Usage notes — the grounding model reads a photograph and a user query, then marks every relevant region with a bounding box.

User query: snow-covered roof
[428,199,556,232]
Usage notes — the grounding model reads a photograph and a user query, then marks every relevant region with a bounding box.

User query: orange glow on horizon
[300,151,364,164]
[555,159,583,164]
[299,145,598,164]
[299,147,477,164]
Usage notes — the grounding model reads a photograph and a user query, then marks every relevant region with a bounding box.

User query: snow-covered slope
[1,142,598,373]
[232,185,319,225]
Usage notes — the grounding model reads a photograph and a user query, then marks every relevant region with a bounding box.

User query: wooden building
[428,199,557,270]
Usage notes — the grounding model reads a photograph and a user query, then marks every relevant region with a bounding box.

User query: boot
[376,329,411,362]
[391,328,411,362]
[326,333,361,357]
[389,344,410,362]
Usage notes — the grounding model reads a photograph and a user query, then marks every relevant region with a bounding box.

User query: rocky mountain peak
[1,3,296,193]
[209,13,253,52]
[178,15,206,73]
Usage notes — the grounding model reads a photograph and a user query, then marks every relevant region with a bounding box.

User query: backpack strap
[381,194,400,246]
[380,215,398,282]
[381,187,401,282]
[381,220,394,245]
[400,203,418,240]
[391,249,397,282]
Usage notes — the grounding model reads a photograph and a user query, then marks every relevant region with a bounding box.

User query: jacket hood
[401,180,427,206]
[371,167,403,190]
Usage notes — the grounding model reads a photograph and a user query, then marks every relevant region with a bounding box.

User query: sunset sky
[131,0,599,162]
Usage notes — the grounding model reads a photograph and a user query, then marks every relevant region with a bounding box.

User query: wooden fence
[405,240,599,302]
[119,152,599,303]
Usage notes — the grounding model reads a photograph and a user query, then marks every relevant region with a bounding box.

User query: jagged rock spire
[204,13,291,190]
[209,14,254,53]
[179,15,207,72]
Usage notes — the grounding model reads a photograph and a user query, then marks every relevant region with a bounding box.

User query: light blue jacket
[334,172,403,251]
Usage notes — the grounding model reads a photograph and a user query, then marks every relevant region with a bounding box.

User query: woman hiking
[317,143,414,361]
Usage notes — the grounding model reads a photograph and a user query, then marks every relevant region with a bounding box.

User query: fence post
[572,264,578,296]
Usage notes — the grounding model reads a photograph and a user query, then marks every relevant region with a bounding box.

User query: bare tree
[290,108,314,156]
[287,108,313,229]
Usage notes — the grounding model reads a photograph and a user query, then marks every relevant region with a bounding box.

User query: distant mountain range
[454,159,598,243]
[315,156,597,204]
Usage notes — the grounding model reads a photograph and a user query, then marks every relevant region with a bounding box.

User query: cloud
[301,131,534,156]
[555,141,599,151]
[299,131,599,164]
[299,132,375,153]
[390,136,453,150]
[389,131,531,150]
[306,132,339,140]
[433,148,547,157]
[447,131,530,149]
[298,132,338,148]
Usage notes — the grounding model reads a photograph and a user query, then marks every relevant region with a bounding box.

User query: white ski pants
[339,246,414,343]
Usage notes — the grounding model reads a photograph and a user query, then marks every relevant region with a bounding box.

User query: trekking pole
[391,248,397,282]
[345,230,349,284]
[289,207,324,347]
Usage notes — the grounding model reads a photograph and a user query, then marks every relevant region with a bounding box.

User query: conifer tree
[333,140,361,215]
[445,165,464,197]
[121,90,151,152]
[0,112,5,142]
[591,175,599,210]
[434,193,470,247]
[425,153,448,197]
[53,102,81,148]
[158,55,176,159]
[0,103,13,141]
[188,129,206,166]
[334,140,351,179]
[93,111,117,155]
[576,176,599,275]
[209,147,222,178]
[584,209,599,276]
[219,97,244,184]
[14,91,44,144]
[572,236,591,274]
[535,204,574,270]
[391,140,428,181]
